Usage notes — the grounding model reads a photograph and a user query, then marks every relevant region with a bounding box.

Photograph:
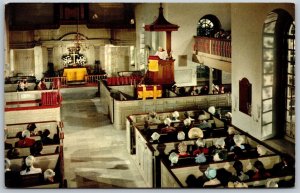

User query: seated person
[4,127,13,149]
[232,160,249,182]
[271,154,295,176]
[15,130,36,148]
[44,169,56,183]
[5,158,17,187]
[16,80,25,91]
[7,148,20,159]
[249,160,271,180]
[37,78,47,90]
[193,138,209,156]
[198,115,211,129]
[23,79,28,91]
[26,123,37,135]
[161,118,176,133]
[41,129,54,145]
[200,85,209,95]
[5,158,11,172]
[20,155,42,175]
[147,111,161,124]
[30,140,43,156]
[203,167,221,187]
[189,86,199,96]
[224,127,236,151]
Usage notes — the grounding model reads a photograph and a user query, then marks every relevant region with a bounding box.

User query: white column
[34,46,43,80]
[209,67,213,94]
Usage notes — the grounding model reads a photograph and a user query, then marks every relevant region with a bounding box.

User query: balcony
[193,36,231,72]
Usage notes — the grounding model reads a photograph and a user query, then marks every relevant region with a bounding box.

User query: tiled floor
[61,88,146,188]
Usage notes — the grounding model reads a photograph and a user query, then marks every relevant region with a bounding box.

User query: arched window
[197,15,221,37]
[262,10,294,141]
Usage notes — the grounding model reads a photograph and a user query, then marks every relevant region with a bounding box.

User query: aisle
[61,97,146,188]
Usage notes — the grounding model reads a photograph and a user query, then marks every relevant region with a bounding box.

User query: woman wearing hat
[203,167,221,187]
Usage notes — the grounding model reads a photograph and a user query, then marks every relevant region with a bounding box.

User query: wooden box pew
[6,121,62,139]
[5,144,60,158]
[5,136,41,148]
[129,110,211,127]
[9,153,60,172]
[127,110,220,154]
[160,154,293,188]
[6,173,61,188]
[6,152,64,188]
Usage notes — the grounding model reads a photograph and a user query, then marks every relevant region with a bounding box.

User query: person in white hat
[172,111,180,121]
[20,155,42,175]
[44,169,56,182]
[5,158,11,172]
[198,114,211,129]
[147,111,161,124]
[203,167,221,187]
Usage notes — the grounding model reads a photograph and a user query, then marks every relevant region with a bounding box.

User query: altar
[63,67,87,82]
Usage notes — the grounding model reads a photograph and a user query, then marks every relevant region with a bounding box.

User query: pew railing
[194,36,231,58]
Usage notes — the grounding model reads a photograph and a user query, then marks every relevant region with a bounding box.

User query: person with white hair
[5,158,11,172]
[155,46,168,60]
[44,169,56,182]
[20,155,42,175]
[257,145,268,156]
[198,114,211,129]
[172,111,180,121]
[193,138,209,156]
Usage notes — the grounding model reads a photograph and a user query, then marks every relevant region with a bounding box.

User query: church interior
[3,2,296,189]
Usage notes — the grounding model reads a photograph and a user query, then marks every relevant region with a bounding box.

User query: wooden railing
[194,36,231,58]
[85,74,107,84]
[45,74,107,87]
[44,77,67,88]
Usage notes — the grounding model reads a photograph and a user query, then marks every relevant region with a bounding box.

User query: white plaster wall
[5,107,61,125]
[231,3,295,140]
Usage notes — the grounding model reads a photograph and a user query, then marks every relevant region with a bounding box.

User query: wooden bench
[6,121,61,139]
[9,153,60,172]
[162,154,293,187]
[5,144,59,158]
[5,136,41,148]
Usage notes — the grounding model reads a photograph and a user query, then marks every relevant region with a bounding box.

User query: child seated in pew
[26,123,37,135]
[7,147,20,159]
[20,155,42,175]
[30,140,44,156]
[15,130,36,148]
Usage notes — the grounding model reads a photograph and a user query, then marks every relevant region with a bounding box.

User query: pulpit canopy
[144,4,179,32]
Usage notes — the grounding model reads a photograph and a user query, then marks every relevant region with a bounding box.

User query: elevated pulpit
[147,56,175,85]
[144,3,179,86]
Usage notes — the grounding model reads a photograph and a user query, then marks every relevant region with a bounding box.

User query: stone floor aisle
[61,96,146,188]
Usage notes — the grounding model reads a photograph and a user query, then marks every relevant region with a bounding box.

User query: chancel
[3,2,296,189]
